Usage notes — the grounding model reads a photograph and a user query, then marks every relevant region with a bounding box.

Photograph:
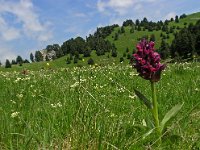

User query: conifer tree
[30,53,34,62]
[5,59,11,68]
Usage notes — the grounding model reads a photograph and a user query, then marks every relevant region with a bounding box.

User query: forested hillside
[2,12,200,70]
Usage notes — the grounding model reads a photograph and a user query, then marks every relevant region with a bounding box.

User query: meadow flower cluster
[51,102,62,108]
[11,112,20,118]
[132,39,166,82]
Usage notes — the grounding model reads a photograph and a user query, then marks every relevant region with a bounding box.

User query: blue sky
[0,0,200,63]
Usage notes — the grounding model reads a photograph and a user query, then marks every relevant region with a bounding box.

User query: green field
[0,50,129,72]
[1,62,200,149]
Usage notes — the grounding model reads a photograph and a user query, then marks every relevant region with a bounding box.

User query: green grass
[0,62,200,149]
[0,50,129,72]
[169,12,200,28]
[106,26,164,54]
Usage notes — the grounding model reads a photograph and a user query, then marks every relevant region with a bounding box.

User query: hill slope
[106,12,200,56]
[1,12,200,71]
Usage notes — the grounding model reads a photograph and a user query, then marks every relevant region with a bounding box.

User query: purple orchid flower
[132,39,166,82]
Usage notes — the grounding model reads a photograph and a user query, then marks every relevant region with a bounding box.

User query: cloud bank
[0,0,52,42]
[0,0,53,62]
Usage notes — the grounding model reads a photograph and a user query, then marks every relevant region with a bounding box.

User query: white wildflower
[16,93,23,99]
[24,77,30,80]
[57,102,62,107]
[101,95,106,98]
[51,102,62,108]
[80,79,86,82]
[14,77,22,83]
[11,112,20,118]
[10,100,16,104]
[130,72,139,76]
[110,113,115,117]
[129,95,136,99]
[51,104,56,108]
[142,119,147,127]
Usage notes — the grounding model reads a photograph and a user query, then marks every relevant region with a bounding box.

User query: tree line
[3,13,200,68]
[155,18,200,61]
[29,24,118,64]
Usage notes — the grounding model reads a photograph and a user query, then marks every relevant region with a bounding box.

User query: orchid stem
[151,81,162,145]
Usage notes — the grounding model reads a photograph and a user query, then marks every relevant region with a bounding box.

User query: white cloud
[74,12,87,18]
[0,0,52,42]
[65,26,80,34]
[0,0,53,62]
[0,45,16,63]
[97,0,105,12]
[97,0,136,15]
[0,16,21,41]
[106,0,134,9]
[164,12,176,20]
[97,0,135,11]
[134,4,143,12]
[37,31,53,42]
[145,0,157,2]
[2,27,21,41]
[97,0,158,15]
[109,18,125,26]
[86,27,96,36]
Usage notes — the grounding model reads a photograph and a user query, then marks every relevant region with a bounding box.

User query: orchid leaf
[134,89,153,109]
[160,103,183,132]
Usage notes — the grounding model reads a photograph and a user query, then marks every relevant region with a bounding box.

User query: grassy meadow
[0,62,200,149]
